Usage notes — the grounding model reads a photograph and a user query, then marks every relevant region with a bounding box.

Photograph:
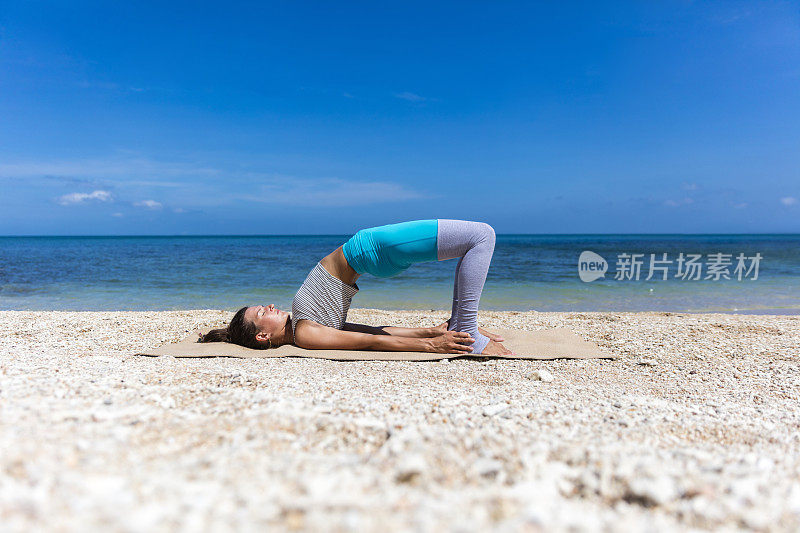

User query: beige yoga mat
[137,328,616,361]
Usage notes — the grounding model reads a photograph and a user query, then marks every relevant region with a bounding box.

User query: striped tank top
[291,262,359,337]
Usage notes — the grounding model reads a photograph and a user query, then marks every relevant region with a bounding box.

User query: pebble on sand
[529,369,554,382]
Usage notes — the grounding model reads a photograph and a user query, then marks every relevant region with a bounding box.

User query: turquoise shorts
[342,219,439,278]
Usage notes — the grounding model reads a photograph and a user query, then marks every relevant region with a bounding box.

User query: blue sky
[1,1,798,235]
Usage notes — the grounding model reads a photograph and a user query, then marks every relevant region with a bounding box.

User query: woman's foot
[478,326,505,343]
[479,339,514,356]
[435,320,505,343]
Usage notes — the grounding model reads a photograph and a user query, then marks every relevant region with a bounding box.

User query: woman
[201,219,514,355]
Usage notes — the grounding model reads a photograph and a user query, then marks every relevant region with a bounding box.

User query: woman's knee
[477,222,495,246]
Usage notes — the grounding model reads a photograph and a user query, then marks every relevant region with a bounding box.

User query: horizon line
[2,232,800,238]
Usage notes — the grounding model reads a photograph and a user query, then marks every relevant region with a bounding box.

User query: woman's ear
[255,331,270,342]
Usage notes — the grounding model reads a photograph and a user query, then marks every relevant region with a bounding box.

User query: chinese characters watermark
[578,251,762,283]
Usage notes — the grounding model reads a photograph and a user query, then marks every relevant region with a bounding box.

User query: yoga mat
[137,328,616,361]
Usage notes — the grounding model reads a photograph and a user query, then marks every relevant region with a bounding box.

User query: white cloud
[394,91,428,102]
[112,212,124,217]
[682,182,699,191]
[780,196,797,206]
[57,190,113,205]
[5,156,431,209]
[732,202,748,209]
[134,199,163,210]
[663,197,694,207]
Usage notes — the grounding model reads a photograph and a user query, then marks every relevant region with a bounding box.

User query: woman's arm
[296,323,474,353]
[342,322,436,338]
[344,320,505,341]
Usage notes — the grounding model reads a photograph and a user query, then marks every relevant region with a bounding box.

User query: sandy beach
[1,308,798,532]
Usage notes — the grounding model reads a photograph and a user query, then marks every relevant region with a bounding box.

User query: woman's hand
[433,320,505,342]
[432,320,450,336]
[427,331,475,354]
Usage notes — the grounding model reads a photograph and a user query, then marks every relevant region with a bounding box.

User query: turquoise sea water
[1,235,798,314]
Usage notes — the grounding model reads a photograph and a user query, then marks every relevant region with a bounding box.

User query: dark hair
[199,306,271,349]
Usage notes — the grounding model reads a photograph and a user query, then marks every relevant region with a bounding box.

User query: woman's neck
[276,315,293,346]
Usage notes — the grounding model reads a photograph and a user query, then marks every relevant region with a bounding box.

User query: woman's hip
[343,219,439,277]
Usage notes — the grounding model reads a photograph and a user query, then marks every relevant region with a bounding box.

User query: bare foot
[478,326,505,342]
[479,339,514,356]
[436,320,506,343]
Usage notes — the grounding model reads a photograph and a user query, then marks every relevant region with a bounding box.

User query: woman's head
[200,304,290,349]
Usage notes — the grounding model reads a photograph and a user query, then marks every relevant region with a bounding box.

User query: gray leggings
[436,219,496,354]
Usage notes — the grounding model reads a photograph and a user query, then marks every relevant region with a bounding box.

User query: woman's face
[244,304,289,343]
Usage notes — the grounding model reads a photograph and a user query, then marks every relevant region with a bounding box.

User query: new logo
[578,251,607,282]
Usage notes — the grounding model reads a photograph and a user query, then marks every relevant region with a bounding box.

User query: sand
[1,308,798,532]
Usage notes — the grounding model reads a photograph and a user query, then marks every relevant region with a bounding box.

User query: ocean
[1,235,798,314]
